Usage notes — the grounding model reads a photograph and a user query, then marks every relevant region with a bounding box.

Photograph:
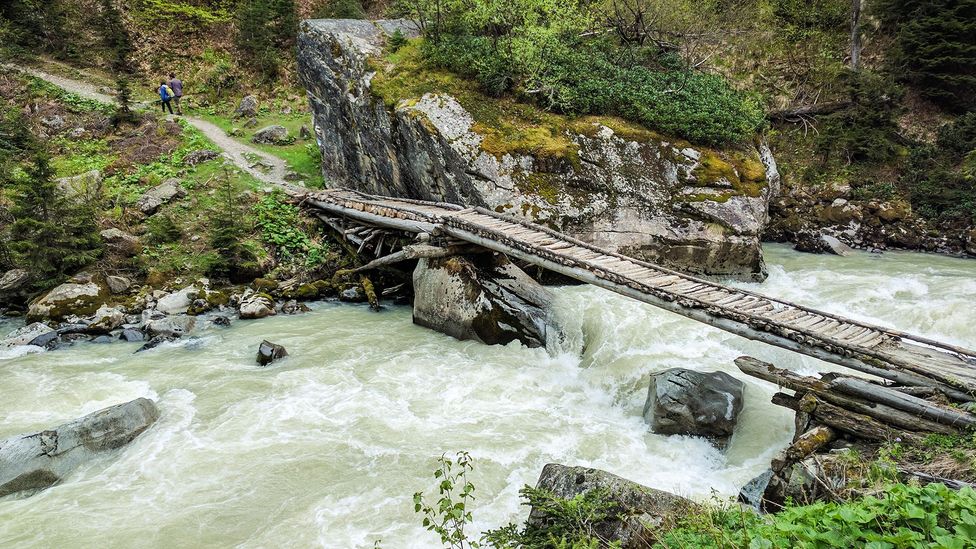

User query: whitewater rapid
[1,244,974,547]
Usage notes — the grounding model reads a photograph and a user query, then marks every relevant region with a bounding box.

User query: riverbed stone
[528,464,694,547]
[642,368,744,449]
[119,328,145,342]
[88,305,124,333]
[412,253,561,348]
[2,323,55,347]
[27,279,111,322]
[256,340,288,366]
[0,398,159,498]
[136,179,186,215]
[0,269,31,307]
[155,286,199,315]
[27,330,61,349]
[239,292,276,319]
[145,315,195,338]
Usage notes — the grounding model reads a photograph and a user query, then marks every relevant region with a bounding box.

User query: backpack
[160,85,173,100]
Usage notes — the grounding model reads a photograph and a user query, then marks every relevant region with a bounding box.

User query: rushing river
[1,244,975,548]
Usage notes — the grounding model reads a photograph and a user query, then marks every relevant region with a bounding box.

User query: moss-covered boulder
[26,277,112,323]
[297,19,779,280]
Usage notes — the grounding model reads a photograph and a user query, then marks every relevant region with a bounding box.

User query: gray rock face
[412,253,560,348]
[100,228,142,256]
[0,398,159,498]
[235,95,259,119]
[297,19,778,280]
[56,169,102,197]
[643,368,744,448]
[252,125,290,145]
[0,269,31,306]
[256,340,288,366]
[529,464,694,547]
[136,179,186,215]
[105,275,132,295]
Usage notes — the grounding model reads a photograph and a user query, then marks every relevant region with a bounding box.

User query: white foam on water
[0,244,974,548]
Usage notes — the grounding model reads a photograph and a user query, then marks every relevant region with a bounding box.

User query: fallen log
[899,470,975,491]
[335,244,464,277]
[830,377,976,429]
[767,101,853,121]
[736,356,958,434]
[799,393,921,443]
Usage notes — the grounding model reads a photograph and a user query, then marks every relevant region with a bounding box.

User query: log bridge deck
[301,188,976,400]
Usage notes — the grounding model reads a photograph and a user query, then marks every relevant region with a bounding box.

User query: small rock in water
[256,340,288,366]
[135,335,178,353]
[211,315,231,327]
[91,335,114,344]
[145,315,195,338]
[119,328,145,342]
[27,331,60,349]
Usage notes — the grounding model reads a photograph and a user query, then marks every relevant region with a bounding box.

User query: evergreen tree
[2,112,102,290]
[99,0,139,125]
[235,0,298,80]
[208,171,254,280]
[876,0,976,111]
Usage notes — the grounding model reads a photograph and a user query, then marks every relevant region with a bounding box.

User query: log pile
[736,356,976,509]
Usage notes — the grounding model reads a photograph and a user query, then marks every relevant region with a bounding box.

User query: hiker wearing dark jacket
[168,73,184,115]
[158,80,174,114]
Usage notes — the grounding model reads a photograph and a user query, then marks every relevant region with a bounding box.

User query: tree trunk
[851,0,862,71]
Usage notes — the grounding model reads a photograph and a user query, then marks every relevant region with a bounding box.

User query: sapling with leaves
[414,451,480,549]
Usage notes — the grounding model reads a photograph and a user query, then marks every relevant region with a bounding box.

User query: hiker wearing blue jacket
[159,80,174,114]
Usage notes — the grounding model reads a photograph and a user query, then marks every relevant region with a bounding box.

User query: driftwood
[735,356,959,434]
[899,470,975,491]
[830,377,976,429]
[771,426,836,472]
[798,394,921,443]
[335,244,464,277]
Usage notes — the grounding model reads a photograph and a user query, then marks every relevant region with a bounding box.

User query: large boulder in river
[145,315,195,338]
[412,253,561,348]
[297,19,779,281]
[26,278,111,322]
[136,178,186,215]
[642,368,744,449]
[0,269,31,307]
[1,322,55,347]
[528,464,694,547]
[256,340,288,366]
[0,398,159,498]
[239,291,276,319]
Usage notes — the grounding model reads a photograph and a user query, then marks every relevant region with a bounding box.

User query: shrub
[314,0,366,19]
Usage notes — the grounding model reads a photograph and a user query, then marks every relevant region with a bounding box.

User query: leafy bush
[398,0,764,146]
[131,0,232,28]
[657,483,976,548]
[253,190,328,267]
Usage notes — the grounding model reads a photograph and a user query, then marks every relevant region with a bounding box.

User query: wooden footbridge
[300,188,976,401]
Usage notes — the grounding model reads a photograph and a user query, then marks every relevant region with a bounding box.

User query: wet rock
[105,275,132,295]
[759,453,850,510]
[821,234,853,256]
[91,335,114,344]
[27,330,61,349]
[256,340,288,366]
[0,398,159,498]
[88,305,124,333]
[339,286,365,302]
[27,279,110,322]
[135,335,178,353]
[793,231,853,256]
[280,299,308,315]
[529,464,694,547]
[211,315,231,327]
[252,125,290,145]
[738,469,774,511]
[2,323,55,346]
[144,315,195,338]
[642,368,744,449]
[119,328,145,342]
[100,228,142,256]
[155,286,199,315]
[239,291,276,319]
[235,95,259,119]
[183,149,220,166]
[297,19,776,281]
[412,253,561,348]
[136,178,186,215]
